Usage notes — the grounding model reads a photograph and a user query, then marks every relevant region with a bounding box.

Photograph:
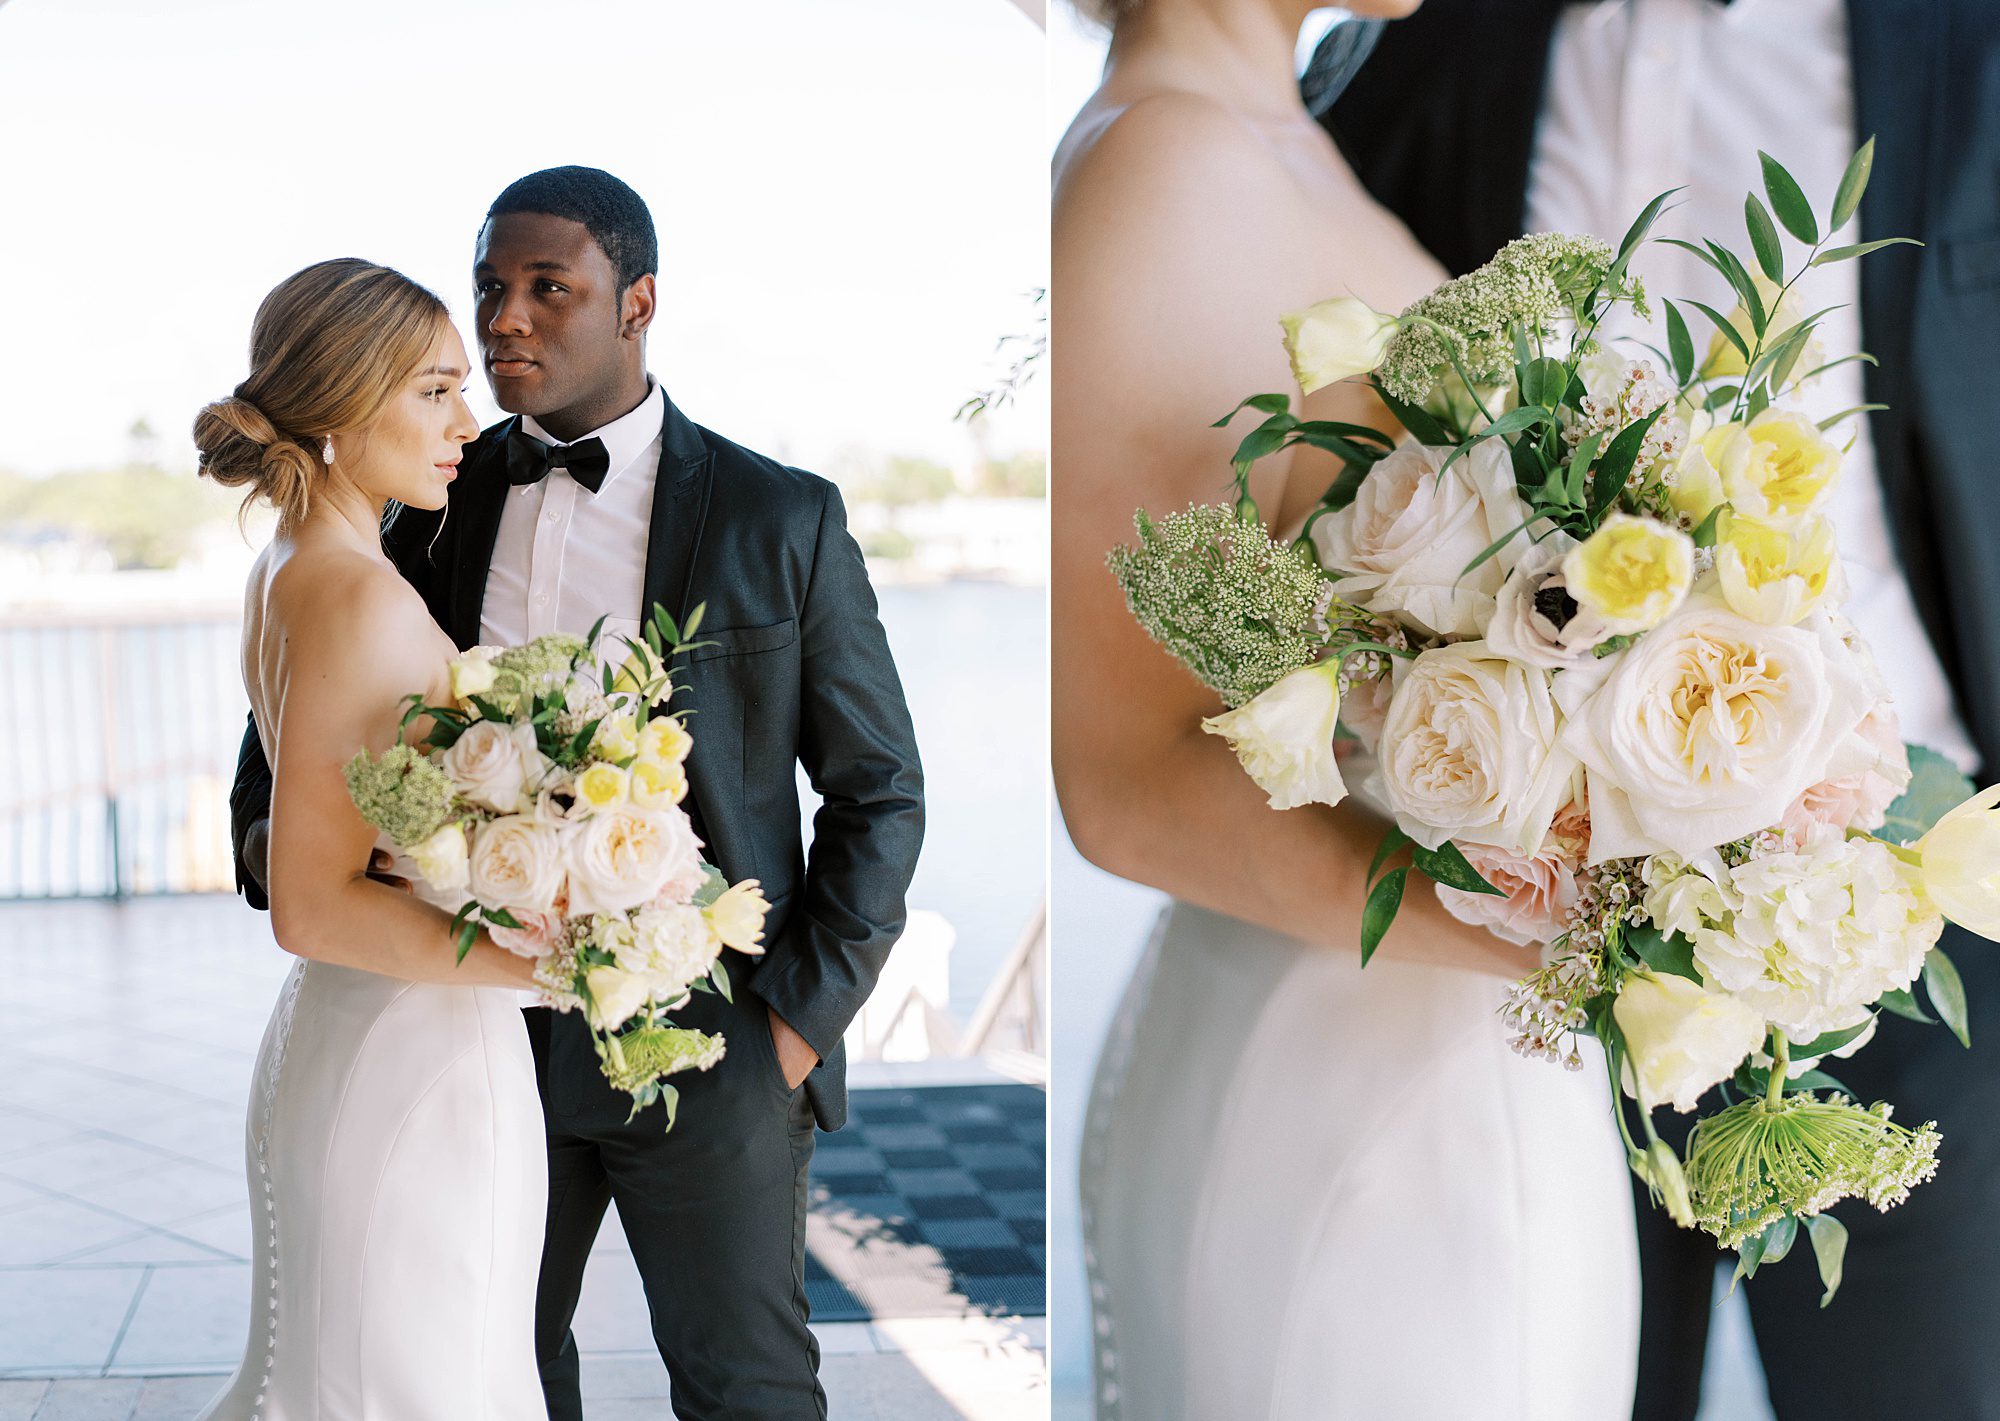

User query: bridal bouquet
[343,605,768,1129]
[1113,141,2000,1301]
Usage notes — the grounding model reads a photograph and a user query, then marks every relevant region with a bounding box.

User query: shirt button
[535,593,550,606]
[546,508,562,523]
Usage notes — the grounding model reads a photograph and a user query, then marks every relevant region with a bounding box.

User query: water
[0,580,1047,1027]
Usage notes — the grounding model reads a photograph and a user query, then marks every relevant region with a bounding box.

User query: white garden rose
[466,814,566,913]
[1311,440,1533,639]
[1371,640,1580,856]
[1614,971,1767,1113]
[566,806,703,917]
[407,822,469,892]
[1486,531,1620,670]
[1690,825,1940,1040]
[1553,587,1874,861]
[582,965,651,1032]
[442,720,541,814]
[1916,784,2000,942]
[1200,660,1347,811]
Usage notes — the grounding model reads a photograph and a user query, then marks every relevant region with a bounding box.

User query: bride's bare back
[1052,8,1524,976]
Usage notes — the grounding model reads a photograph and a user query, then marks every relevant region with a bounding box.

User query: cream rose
[1200,660,1347,811]
[1554,588,1874,861]
[566,806,703,917]
[1311,440,1533,639]
[442,720,540,814]
[1613,971,1767,1114]
[466,814,565,913]
[407,822,470,892]
[1371,640,1579,856]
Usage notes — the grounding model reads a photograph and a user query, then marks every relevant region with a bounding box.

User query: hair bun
[193,393,318,522]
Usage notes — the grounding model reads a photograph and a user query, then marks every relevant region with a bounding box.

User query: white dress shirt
[1526,0,1979,772]
[479,378,666,655]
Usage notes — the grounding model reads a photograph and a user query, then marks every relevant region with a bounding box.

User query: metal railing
[0,607,243,898]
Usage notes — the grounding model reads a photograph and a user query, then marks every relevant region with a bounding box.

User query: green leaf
[711,958,733,1004]
[1690,503,1726,549]
[1925,948,1971,1048]
[1687,301,1752,364]
[484,906,524,931]
[1367,826,1411,885]
[1744,193,1785,282]
[1816,404,1889,432]
[1878,987,1937,1024]
[1360,866,1408,966]
[1474,406,1553,440]
[1761,1214,1800,1267]
[1564,431,1606,510]
[1806,1214,1848,1308]
[1373,383,1454,446]
[1319,458,1372,514]
[1703,383,1742,414]
[1287,428,1389,466]
[1624,922,1703,983]
[1759,151,1819,244]
[1810,237,1922,267]
[1795,352,1877,383]
[1292,419,1398,451]
[1664,302,1695,386]
[1459,514,1544,578]
[1618,186,1682,260]
[1231,411,1299,467]
[1591,407,1666,519]
[1520,356,1569,411]
[680,603,705,640]
[1706,242,1767,333]
[1831,137,1875,231]
[1735,1225,1769,1281]
[1411,840,1504,896]
[1211,393,1292,427]
[1878,744,1977,844]
[456,919,479,965]
[661,1082,680,1133]
[1789,1018,1876,1058]
[1658,237,1729,278]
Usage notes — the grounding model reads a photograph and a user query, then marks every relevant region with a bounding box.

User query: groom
[229,166,925,1420]
[1320,3,2000,1418]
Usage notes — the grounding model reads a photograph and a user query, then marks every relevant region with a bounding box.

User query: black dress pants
[526,974,824,1421]
[1632,923,2000,1421]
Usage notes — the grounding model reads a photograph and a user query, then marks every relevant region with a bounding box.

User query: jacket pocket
[684,618,798,662]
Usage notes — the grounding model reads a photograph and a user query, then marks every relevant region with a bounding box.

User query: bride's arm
[1052,98,1525,979]
[264,567,535,988]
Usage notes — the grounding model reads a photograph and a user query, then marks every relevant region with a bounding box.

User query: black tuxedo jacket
[230,394,925,1131]
[1322,0,2000,776]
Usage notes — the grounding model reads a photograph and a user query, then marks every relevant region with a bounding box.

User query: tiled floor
[0,898,1046,1419]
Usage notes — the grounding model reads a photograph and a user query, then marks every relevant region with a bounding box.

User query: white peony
[1684,825,1941,1040]
[1371,640,1580,856]
[566,806,704,917]
[1553,587,1875,862]
[466,814,566,913]
[1613,971,1767,1113]
[1311,440,1533,640]
[629,902,723,999]
[1200,660,1347,811]
[442,720,541,814]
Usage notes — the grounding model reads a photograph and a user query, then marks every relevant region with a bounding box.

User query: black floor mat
[804,1083,1046,1322]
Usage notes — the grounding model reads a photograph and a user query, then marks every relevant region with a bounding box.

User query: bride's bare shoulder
[257,542,442,691]
[1056,88,1294,219]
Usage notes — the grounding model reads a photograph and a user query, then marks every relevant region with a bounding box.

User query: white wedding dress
[1081,897,1640,1420]
[199,841,548,1421]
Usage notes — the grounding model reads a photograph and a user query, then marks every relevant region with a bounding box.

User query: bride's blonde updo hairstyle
[194,258,452,529]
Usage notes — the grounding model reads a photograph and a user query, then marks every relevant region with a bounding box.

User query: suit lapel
[446,417,519,650]
[640,397,715,628]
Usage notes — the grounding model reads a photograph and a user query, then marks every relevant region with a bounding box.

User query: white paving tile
[0,1267,141,1371]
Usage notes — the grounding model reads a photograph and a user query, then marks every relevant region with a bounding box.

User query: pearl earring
[322,437,335,465]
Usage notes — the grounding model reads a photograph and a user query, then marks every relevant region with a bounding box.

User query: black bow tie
[505,429,611,494]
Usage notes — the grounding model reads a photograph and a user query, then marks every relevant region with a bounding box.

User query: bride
[193,259,547,1420]
[1053,3,1639,1417]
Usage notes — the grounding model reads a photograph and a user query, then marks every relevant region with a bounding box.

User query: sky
[0,0,1047,478]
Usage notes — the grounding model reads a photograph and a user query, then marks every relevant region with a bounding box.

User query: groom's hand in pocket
[768,1006,819,1091]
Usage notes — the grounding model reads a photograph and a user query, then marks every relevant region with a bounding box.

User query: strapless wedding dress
[1080,899,1640,1420]
[199,844,548,1421]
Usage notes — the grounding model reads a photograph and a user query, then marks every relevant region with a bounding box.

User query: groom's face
[473,212,631,420]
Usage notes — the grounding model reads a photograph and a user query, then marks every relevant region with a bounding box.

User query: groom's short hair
[485,166,658,293]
